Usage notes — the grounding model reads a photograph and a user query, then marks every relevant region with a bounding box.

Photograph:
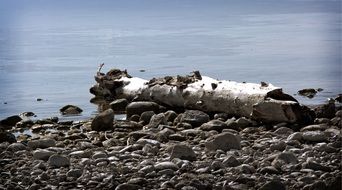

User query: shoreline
[0,99,341,190]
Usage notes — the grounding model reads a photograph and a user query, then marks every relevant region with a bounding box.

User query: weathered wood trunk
[90,68,314,123]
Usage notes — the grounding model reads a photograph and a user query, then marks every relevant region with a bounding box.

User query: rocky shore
[0,99,341,190]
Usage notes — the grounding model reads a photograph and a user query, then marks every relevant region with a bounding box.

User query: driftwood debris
[90,68,314,123]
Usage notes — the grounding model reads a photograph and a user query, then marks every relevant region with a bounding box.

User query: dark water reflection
[0,0,341,120]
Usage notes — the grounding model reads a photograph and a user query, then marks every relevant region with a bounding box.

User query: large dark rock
[298,88,317,98]
[314,101,336,119]
[126,101,160,118]
[60,105,83,115]
[139,111,155,125]
[0,132,16,143]
[0,115,22,129]
[110,98,128,112]
[180,110,210,127]
[91,109,114,131]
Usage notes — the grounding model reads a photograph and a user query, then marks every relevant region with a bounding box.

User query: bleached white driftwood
[90,69,313,123]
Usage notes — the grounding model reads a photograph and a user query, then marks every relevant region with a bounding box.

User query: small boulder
[48,154,70,168]
[19,112,35,117]
[205,132,241,151]
[33,149,55,160]
[0,132,16,143]
[139,111,155,125]
[298,88,317,98]
[170,144,196,161]
[164,110,178,122]
[147,113,167,128]
[28,139,56,149]
[60,105,83,115]
[222,155,241,167]
[259,180,286,190]
[91,109,114,131]
[0,115,22,129]
[200,120,227,132]
[272,152,298,169]
[110,99,128,112]
[314,101,336,119]
[126,101,160,118]
[180,110,210,127]
[303,159,331,172]
[155,161,179,171]
[115,183,141,190]
[66,169,83,178]
[302,131,327,142]
[7,143,26,151]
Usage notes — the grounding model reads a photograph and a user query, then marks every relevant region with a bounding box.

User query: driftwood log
[90,68,314,123]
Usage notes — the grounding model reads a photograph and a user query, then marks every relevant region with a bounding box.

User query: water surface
[0,0,341,120]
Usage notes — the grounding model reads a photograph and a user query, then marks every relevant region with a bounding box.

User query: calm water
[0,0,341,120]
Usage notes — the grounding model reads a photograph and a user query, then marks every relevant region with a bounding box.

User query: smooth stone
[69,150,92,158]
[110,98,128,111]
[140,165,155,174]
[170,144,196,161]
[33,149,55,160]
[60,105,83,115]
[155,161,179,171]
[115,183,141,190]
[139,111,155,125]
[66,169,83,178]
[126,101,160,118]
[273,127,294,135]
[259,180,286,190]
[287,132,303,141]
[200,120,227,132]
[48,154,70,168]
[164,110,178,122]
[136,138,160,147]
[270,141,286,151]
[205,132,241,151]
[28,139,56,149]
[92,152,108,159]
[235,117,253,128]
[91,109,114,131]
[302,131,327,142]
[259,166,280,174]
[147,113,167,128]
[303,159,331,172]
[180,110,210,127]
[272,152,298,168]
[222,155,241,167]
[7,142,26,151]
[300,124,328,132]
